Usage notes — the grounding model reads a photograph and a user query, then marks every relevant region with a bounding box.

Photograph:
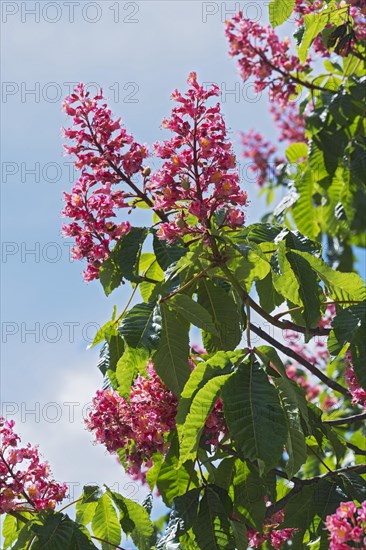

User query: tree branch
[249,323,351,398]
[267,464,366,517]
[324,412,366,426]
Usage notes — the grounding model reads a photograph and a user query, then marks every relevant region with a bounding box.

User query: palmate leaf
[2,514,21,550]
[255,272,284,314]
[222,361,288,472]
[107,490,155,550]
[99,227,148,295]
[292,169,320,240]
[192,486,236,550]
[298,12,328,62]
[153,303,190,396]
[328,301,366,356]
[197,279,241,353]
[179,372,233,464]
[119,301,161,350]
[91,494,121,547]
[30,513,98,550]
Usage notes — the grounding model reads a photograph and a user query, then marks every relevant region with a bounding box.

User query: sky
[1,0,364,546]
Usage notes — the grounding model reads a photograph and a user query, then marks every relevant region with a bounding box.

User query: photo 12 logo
[1,2,140,24]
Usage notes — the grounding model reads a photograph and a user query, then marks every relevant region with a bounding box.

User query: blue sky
[1,1,364,544]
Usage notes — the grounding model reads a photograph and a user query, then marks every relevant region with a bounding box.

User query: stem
[9,510,29,524]
[114,284,139,326]
[58,497,82,512]
[249,323,351,397]
[308,445,332,473]
[84,115,169,223]
[160,268,211,303]
[324,412,366,426]
[346,441,366,456]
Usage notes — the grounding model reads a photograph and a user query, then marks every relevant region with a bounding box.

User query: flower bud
[142,166,151,177]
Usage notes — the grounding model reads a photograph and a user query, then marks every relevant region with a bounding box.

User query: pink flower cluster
[86,360,228,479]
[148,72,248,242]
[345,351,366,408]
[240,130,284,188]
[325,501,366,549]
[226,15,310,105]
[62,84,148,281]
[248,509,297,549]
[86,362,177,476]
[0,418,67,513]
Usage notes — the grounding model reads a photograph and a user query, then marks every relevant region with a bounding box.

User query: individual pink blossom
[0,418,67,513]
[148,72,248,242]
[226,15,311,105]
[325,501,366,549]
[62,84,148,281]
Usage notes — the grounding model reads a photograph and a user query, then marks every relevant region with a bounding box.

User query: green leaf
[116,346,149,399]
[107,490,154,550]
[350,324,366,389]
[231,460,266,530]
[2,513,21,549]
[176,351,241,427]
[298,13,327,62]
[179,373,233,464]
[91,494,121,547]
[30,513,73,550]
[139,253,164,302]
[286,250,323,329]
[276,378,307,478]
[293,251,366,302]
[192,486,236,550]
[153,234,187,270]
[292,169,320,240]
[328,302,366,357]
[269,0,295,26]
[197,279,241,353]
[168,293,219,335]
[255,273,284,314]
[172,489,201,533]
[99,227,147,295]
[152,303,190,396]
[76,501,98,527]
[286,142,308,163]
[119,302,161,350]
[222,361,288,471]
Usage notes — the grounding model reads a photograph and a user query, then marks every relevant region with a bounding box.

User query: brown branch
[267,464,366,517]
[324,412,366,426]
[249,323,351,397]
[345,441,366,456]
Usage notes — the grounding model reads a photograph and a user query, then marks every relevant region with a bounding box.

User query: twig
[324,412,366,426]
[91,536,127,550]
[249,323,351,397]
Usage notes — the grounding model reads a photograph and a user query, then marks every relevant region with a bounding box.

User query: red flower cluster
[149,72,248,242]
[86,362,177,476]
[240,130,284,188]
[62,84,148,281]
[248,508,297,549]
[325,500,366,549]
[0,418,67,513]
[226,15,310,105]
[345,351,366,408]
[86,361,228,479]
